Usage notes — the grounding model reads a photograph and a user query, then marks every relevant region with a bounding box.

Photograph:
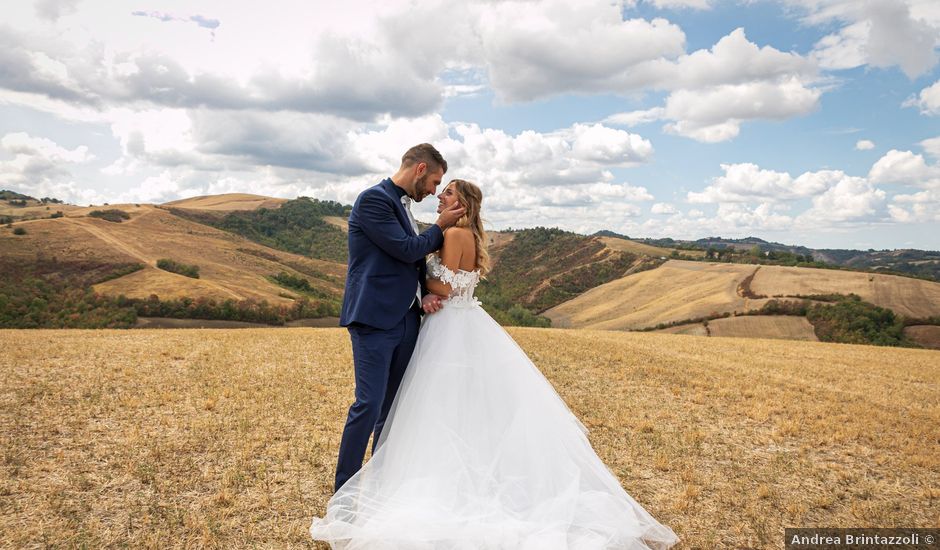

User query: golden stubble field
[545,260,940,333]
[0,328,938,549]
[545,261,765,330]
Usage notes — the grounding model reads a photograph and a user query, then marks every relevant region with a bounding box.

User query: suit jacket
[339,178,444,330]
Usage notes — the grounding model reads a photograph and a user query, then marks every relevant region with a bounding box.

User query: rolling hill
[0,202,346,327]
[750,265,940,318]
[626,235,940,282]
[163,193,290,211]
[165,195,350,263]
[476,227,663,325]
[2,190,938,346]
[544,259,940,346]
[545,260,768,330]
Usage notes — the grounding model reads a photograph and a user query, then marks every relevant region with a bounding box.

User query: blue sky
[1,0,939,250]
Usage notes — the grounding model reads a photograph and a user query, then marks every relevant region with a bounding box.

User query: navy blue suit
[334,178,444,492]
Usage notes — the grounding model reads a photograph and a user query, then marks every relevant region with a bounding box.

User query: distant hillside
[2,190,938,339]
[813,248,940,281]
[546,260,764,331]
[545,259,940,347]
[163,193,289,211]
[0,204,346,328]
[617,234,940,282]
[478,227,663,325]
[0,190,37,201]
[0,190,79,223]
[548,259,940,329]
[693,236,815,256]
[165,196,351,263]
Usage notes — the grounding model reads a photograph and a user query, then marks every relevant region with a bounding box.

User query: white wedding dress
[310,254,680,549]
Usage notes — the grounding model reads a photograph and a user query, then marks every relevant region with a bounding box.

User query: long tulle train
[310,301,679,549]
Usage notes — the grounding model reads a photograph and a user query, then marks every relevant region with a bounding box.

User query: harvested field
[162,193,289,211]
[750,266,940,318]
[1,328,937,548]
[707,316,818,341]
[545,260,767,330]
[905,325,940,350]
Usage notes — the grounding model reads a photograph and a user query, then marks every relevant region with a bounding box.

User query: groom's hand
[422,294,444,314]
[435,202,465,230]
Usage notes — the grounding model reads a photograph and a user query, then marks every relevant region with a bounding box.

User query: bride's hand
[422,294,445,314]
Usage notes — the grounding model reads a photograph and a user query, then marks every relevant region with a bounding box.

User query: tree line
[166,197,350,263]
[0,258,340,328]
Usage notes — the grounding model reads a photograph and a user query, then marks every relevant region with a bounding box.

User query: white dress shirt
[401,195,422,308]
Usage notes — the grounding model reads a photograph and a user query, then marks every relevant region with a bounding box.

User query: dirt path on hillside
[60,216,156,265]
[61,214,246,301]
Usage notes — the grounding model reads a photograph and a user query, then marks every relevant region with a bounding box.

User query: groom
[334,143,465,492]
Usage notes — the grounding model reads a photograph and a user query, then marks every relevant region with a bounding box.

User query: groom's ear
[415,162,427,178]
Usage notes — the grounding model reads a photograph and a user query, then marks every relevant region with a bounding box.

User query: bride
[310,179,680,550]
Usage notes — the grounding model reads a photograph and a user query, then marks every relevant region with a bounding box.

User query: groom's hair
[401,143,447,174]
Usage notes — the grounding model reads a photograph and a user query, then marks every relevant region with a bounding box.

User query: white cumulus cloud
[869,149,940,185]
[904,79,940,116]
[605,29,821,142]
[801,0,940,78]
[651,202,679,214]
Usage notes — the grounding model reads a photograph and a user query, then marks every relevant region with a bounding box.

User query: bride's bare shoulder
[443,226,473,243]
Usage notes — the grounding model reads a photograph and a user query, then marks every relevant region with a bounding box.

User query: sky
[1,0,939,250]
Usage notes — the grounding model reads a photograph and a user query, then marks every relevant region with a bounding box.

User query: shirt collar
[386,178,408,200]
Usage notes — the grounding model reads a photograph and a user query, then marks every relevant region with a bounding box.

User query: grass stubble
[0,327,937,549]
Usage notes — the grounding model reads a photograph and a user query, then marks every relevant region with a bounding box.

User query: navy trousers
[334,303,421,492]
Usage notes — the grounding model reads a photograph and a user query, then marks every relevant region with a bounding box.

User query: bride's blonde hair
[449,179,490,276]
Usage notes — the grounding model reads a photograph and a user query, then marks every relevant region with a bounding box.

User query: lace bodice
[426,253,481,308]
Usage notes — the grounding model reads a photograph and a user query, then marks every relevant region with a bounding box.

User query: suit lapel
[381,179,417,237]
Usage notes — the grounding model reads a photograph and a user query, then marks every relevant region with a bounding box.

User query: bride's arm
[426,228,473,296]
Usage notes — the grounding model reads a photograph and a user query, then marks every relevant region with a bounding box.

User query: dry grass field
[1,328,937,549]
[4,202,154,221]
[707,316,818,341]
[546,260,767,330]
[654,323,709,337]
[750,266,940,318]
[599,237,705,259]
[322,217,348,232]
[655,316,818,341]
[162,193,289,211]
[905,326,940,350]
[546,260,940,332]
[0,206,345,305]
[0,202,88,219]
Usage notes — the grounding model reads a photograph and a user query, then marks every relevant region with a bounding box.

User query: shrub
[268,271,339,307]
[156,258,200,279]
[272,271,313,292]
[89,209,131,223]
[13,227,26,235]
[482,302,551,327]
[757,299,809,316]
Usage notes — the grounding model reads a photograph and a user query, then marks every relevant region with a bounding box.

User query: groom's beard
[413,173,429,201]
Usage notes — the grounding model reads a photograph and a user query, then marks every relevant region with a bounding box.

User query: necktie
[401,195,422,307]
